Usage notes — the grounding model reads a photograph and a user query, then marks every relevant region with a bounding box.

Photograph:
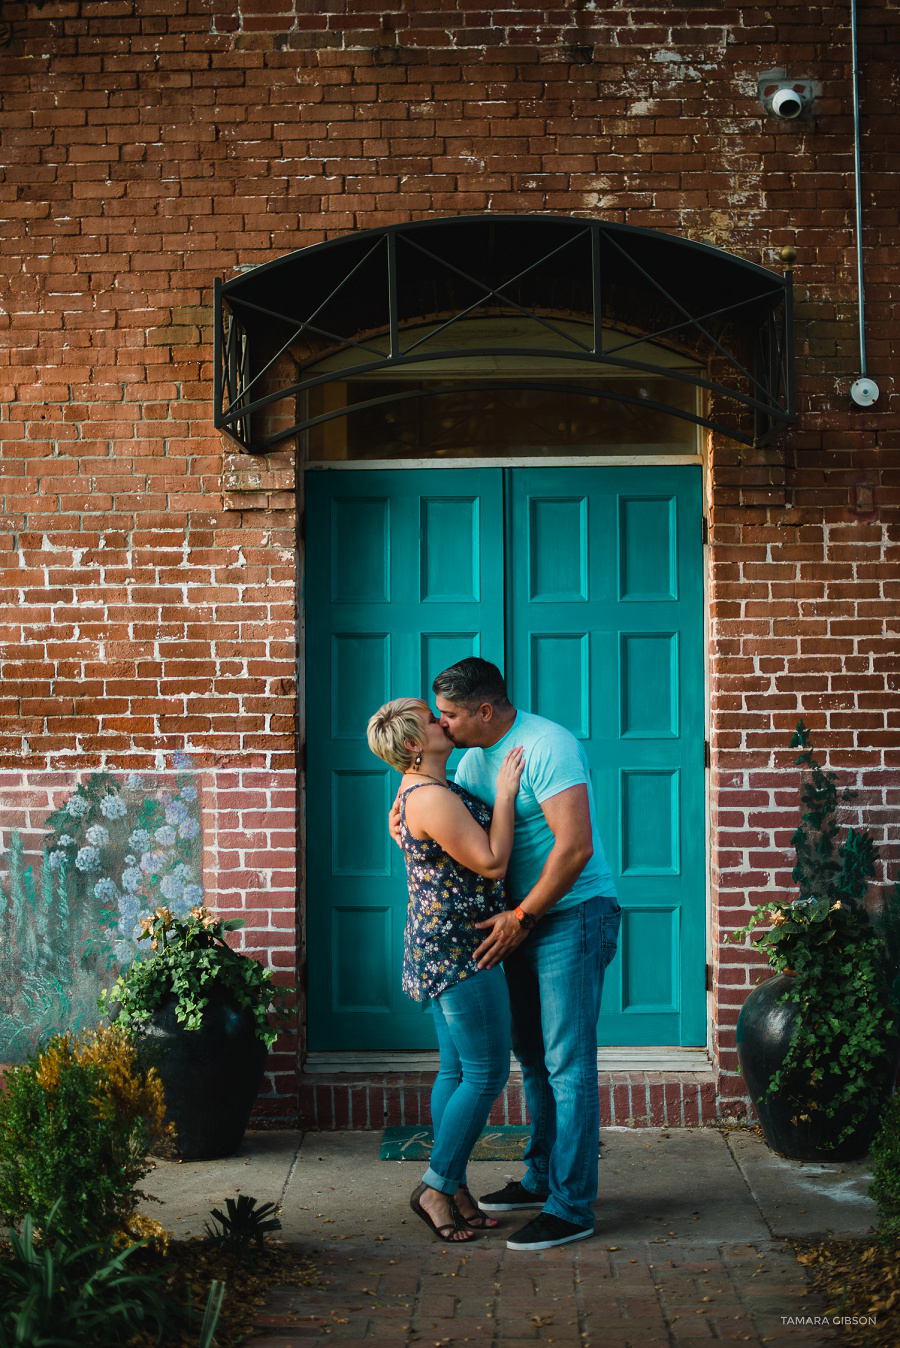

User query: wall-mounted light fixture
[758,69,815,120]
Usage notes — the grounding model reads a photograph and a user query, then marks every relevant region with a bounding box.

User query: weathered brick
[1,0,899,1125]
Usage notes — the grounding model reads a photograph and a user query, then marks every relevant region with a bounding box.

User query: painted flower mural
[0,761,206,1062]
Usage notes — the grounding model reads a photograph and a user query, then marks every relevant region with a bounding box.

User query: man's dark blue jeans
[504,896,621,1227]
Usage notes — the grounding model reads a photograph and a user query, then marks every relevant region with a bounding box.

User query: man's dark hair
[432,657,512,712]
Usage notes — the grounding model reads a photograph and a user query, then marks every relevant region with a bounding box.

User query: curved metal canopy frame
[214,215,794,454]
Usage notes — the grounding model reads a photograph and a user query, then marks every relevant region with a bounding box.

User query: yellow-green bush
[0,1026,173,1241]
[870,1090,900,1237]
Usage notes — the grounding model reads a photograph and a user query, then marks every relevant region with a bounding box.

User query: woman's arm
[405,747,524,879]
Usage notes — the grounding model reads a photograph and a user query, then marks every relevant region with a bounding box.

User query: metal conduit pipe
[849,0,880,406]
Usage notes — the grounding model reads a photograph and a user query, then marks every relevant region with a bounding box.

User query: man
[404,656,621,1251]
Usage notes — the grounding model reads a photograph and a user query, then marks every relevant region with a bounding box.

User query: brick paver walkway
[248,1238,838,1347]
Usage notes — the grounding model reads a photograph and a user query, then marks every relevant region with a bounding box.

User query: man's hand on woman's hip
[388,797,402,845]
[473,910,528,969]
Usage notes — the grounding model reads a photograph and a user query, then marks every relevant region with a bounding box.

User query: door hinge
[704,739,710,769]
[701,515,708,546]
[706,962,713,991]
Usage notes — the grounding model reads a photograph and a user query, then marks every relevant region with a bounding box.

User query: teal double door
[305,465,705,1051]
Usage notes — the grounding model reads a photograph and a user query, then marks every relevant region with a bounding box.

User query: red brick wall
[1,0,898,1121]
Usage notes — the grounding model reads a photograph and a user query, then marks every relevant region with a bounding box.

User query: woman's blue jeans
[422,965,511,1196]
[503,896,621,1227]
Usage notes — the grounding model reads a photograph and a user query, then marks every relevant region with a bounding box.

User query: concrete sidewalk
[141,1127,881,1346]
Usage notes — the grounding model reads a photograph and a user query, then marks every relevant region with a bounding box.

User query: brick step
[298,1071,719,1130]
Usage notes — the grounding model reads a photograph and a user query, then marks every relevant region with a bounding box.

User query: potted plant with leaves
[102,905,291,1161]
[734,722,900,1160]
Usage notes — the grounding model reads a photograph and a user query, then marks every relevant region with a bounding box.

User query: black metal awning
[214,215,794,454]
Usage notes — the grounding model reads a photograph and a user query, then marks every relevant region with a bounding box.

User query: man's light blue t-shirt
[452,710,617,912]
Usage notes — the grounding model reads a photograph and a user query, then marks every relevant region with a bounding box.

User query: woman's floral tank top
[398,780,507,1002]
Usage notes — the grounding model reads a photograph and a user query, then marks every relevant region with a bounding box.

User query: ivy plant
[734,722,900,1142]
[100,906,291,1050]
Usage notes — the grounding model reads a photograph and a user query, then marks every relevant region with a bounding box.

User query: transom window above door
[306,318,702,460]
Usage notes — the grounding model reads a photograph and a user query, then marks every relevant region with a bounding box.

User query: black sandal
[456,1184,499,1230]
[409,1182,477,1243]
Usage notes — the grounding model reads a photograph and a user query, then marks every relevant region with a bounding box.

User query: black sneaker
[478,1180,549,1212]
[506,1213,594,1251]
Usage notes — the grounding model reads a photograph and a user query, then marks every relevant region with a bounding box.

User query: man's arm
[473,782,594,969]
[388,789,403,845]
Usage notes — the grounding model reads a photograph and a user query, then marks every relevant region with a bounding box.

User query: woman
[367,697,524,1244]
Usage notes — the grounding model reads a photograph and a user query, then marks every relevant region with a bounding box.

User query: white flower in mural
[100,794,127,820]
[48,850,64,870]
[129,829,150,850]
[113,939,134,964]
[154,826,177,847]
[165,800,190,826]
[121,866,142,893]
[180,784,198,802]
[179,818,200,839]
[75,846,99,872]
[173,751,193,769]
[56,834,75,848]
[160,873,184,901]
[139,851,166,876]
[182,883,204,905]
[93,878,117,902]
[117,904,140,934]
[86,824,109,848]
[66,795,90,818]
[125,773,143,790]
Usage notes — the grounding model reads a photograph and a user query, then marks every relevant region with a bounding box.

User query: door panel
[306,465,705,1050]
[305,470,505,1050]
[506,466,705,1045]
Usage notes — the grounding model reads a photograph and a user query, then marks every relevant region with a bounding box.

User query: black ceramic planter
[137,990,267,1161]
[736,972,900,1161]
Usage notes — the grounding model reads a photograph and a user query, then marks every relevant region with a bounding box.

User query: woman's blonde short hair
[367,698,430,772]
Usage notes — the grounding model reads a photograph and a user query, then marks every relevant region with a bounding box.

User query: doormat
[380,1125,530,1161]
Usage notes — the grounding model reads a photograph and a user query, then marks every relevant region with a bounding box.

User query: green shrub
[0,1211,224,1348]
[0,1213,172,1348]
[870,1091,900,1237]
[0,1027,173,1241]
[733,722,899,1141]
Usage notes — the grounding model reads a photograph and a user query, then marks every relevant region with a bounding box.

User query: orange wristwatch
[514,905,537,930]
